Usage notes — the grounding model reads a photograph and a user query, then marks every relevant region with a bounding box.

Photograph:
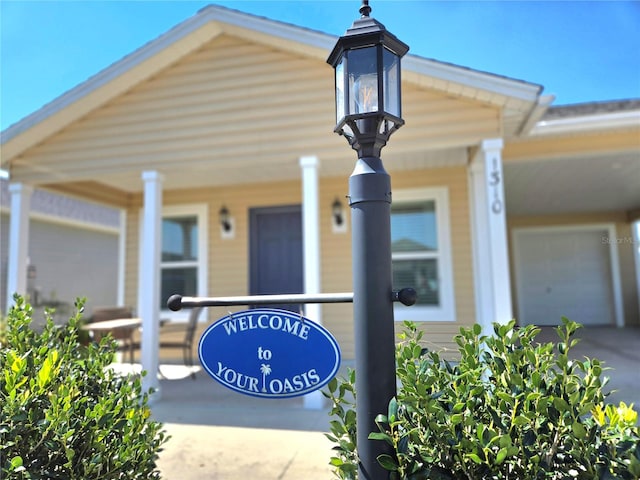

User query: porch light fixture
[327,0,409,158]
[219,205,234,239]
[332,197,344,227]
[327,2,410,479]
[219,206,231,231]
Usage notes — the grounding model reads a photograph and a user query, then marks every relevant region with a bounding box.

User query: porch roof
[504,99,640,217]
[0,4,546,207]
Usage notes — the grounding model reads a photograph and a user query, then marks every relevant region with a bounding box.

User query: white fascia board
[403,55,543,105]
[531,110,640,136]
[198,5,335,53]
[516,94,555,136]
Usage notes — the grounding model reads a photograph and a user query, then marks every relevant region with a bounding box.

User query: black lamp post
[327,2,409,479]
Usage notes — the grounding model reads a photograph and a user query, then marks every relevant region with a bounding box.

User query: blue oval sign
[198,309,341,399]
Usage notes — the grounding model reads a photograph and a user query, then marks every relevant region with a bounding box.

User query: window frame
[159,204,208,321]
[392,187,456,322]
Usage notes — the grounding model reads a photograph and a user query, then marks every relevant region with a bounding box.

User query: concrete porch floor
[137,325,640,479]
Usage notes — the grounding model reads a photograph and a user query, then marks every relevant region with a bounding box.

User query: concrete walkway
[149,325,640,479]
[151,365,335,479]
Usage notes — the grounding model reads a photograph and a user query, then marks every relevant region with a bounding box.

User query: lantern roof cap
[327,1,409,67]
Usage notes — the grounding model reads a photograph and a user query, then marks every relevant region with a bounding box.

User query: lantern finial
[359,0,371,18]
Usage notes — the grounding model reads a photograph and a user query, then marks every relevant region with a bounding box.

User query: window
[160,205,208,318]
[392,188,455,321]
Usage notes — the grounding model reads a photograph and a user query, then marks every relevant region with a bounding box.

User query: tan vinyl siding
[124,208,140,313]
[508,212,640,327]
[391,86,501,154]
[319,177,356,359]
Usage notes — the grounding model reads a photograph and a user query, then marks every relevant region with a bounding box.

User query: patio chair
[157,307,203,379]
[88,306,137,362]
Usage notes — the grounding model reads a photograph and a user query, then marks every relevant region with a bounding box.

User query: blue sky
[1,1,639,131]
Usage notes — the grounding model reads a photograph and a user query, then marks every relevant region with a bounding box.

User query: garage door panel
[515,229,614,326]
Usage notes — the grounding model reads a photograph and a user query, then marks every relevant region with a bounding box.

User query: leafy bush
[1,296,167,479]
[0,315,7,348]
[324,319,640,479]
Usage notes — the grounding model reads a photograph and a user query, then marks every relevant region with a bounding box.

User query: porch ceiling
[504,150,640,216]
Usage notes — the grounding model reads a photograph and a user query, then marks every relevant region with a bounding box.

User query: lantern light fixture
[327,0,409,158]
[332,197,344,227]
[219,205,234,238]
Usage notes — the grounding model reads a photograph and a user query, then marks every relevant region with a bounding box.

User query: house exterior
[2,6,638,395]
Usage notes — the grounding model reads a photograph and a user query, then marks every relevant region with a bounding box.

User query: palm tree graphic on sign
[260,364,271,393]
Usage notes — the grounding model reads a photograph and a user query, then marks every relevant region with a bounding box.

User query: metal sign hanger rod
[168,288,415,311]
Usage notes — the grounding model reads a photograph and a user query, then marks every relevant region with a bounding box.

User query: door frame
[511,223,624,327]
[249,204,303,298]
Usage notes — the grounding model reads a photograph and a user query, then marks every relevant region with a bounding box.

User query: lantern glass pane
[335,57,345,124]
[348,46,378,114]
[383,47,401,118]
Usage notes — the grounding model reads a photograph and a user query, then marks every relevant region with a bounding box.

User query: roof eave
[516,94,555,136]
[403,55,544,106]
[198,5,335,55]
[530,109,640,136]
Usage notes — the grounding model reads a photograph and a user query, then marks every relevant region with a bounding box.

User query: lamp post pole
[327,2,409,478]
[350,155,396,479]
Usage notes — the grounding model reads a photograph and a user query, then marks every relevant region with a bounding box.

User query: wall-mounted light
[332,198,344,226]
[219,205,235,239]
[332,197,347,233]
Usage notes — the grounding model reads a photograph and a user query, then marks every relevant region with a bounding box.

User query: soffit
[504,150,640,216]
[504,121,640,216]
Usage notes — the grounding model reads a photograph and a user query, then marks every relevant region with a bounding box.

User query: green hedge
[1,296,167,479]
[325,319,640,479]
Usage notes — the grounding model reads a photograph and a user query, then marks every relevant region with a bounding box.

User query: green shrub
[1,296,167,479]
[324,319,640,479]
[0,315,7,348]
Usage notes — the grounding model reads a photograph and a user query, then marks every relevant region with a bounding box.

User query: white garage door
[514,228,614,326]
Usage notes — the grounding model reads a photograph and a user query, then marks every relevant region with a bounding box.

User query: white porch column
[139,171,163,400]
[117,209,127,306]
[299,155,324,409]
[6,183,33,310]
[468,139,513,335]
